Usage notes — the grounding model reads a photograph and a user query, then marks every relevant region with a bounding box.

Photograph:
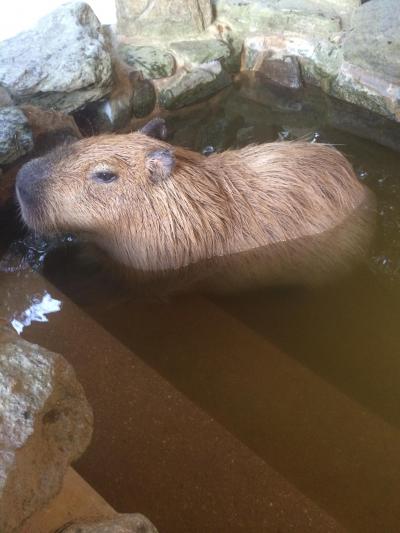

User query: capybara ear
[139,118,168,140]
[145,148,176,184]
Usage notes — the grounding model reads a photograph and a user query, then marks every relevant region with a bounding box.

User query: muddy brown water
[1,81,400,532]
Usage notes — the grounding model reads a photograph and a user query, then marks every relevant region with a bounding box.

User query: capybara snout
[16,118,375,286]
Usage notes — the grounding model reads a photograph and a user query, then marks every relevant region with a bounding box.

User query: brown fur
[15,132,375,290]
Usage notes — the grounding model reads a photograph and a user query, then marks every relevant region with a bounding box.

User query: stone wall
[0,0,399,167]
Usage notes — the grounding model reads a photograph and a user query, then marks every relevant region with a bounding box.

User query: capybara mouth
[16,187,45,233]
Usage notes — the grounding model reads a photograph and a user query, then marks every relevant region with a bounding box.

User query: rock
[299,38,343,91]
[0,2,113,113]
[170,39,231,65]
[243,36,303,89]
[158,61,232,110]
[343,0,399,79]
[331,0,400,121]
[73,68,156,133]
[327,96,400,153]
[215,0,342,38]
[243,34,344,94]
[73,94,134,135]
[73,59,137,134]
[116,0,213,40]
[211,24,244,73]
[0,326,93,533]
[61,513,158,533]
[0,87,13,108]
[132,78,157,118]
[119,45,175,79]
[0,106,33,165]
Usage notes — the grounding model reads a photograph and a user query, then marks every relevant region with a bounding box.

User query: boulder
[132,78,157,118]
[61,513,158,532]
[343,0,399,80]
[170,39,231,66]
[0,87,13,108]
[118,45,175,79]
[243,36,303,89]
[332,0,400,121]
[0,106,33,165]
[0,326,93,532]
[215,0,343,37]
[158,62,231,110]
[242,35,342,91]
[116,0,213,40]
[0,2,113,113]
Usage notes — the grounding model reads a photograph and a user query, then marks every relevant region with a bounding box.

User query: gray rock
[243,37,303,89]
[116,0,213,40]
[215,0,342,38]
[327,96,400,153]
[243,34,344,93]
[0,326,93,533]
[211,25,244,73]
[170,39,231,65]
[343,0,400,80]
[132,78,157,118]
[119,45,175,79]
[73,95,133,135]
[0,106,33,165]
[331,0,400,121]
[158,62,232,110]
[62,513,158,533]
[0,2,113,113]
[0,87,13,108]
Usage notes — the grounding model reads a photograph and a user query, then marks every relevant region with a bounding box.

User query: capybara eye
[91,170,119,184]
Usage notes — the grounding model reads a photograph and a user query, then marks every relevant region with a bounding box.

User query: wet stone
[0,3,113,113]
[0,106,33,165]
[343,0,400,81]
[74,94,134,135]
[158,62,232,110]
[170,39,231,65]
[332,0,400,122]
[132,79,157,118]
[119,45,175,79]
[0,86,13,107]
[215,0,342,38]
[61,513,158,533]
[116,0,212,40]
[0,326,93,532]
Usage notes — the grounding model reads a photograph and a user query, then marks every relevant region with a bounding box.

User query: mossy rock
[119,45,176,79]
[159,62,232,110]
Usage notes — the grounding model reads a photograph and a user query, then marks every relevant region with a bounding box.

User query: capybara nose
[16,157,49,207]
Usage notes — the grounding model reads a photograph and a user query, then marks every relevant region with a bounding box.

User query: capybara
[15,119,375,291]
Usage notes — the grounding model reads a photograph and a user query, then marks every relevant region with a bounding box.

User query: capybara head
[16,117,374,277]
[16,118,192,270]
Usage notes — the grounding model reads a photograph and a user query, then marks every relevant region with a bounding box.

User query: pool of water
[1,79,400,532]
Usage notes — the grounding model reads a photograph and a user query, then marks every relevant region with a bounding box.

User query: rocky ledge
[0,0,399,169]
[0,325,93,532]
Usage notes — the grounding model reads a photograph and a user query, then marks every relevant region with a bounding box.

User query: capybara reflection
[16,119,375,290]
